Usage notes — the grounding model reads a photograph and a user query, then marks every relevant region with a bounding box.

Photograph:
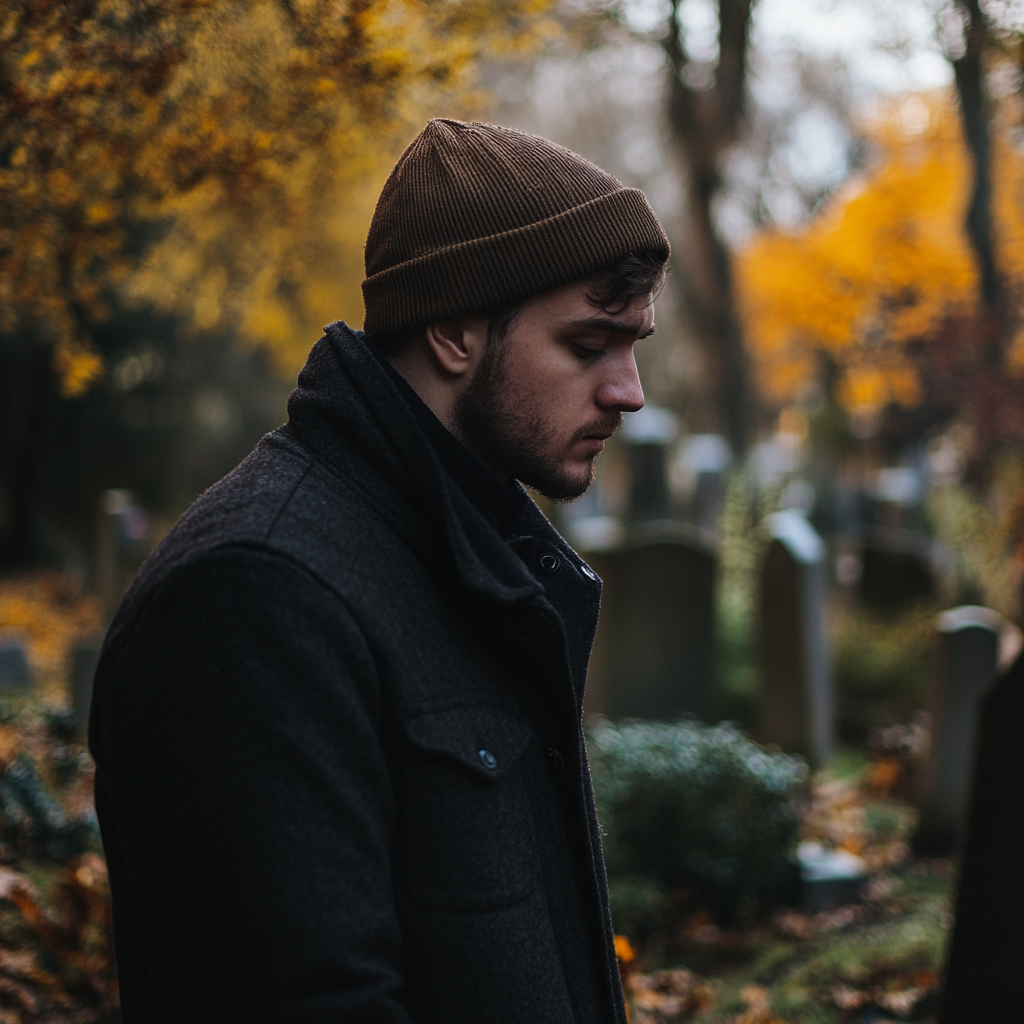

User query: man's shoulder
[119,427,407,618]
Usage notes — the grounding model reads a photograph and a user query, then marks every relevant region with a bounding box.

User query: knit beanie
[362,118,670,339]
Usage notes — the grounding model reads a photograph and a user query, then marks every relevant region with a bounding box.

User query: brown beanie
[361,118,670,339]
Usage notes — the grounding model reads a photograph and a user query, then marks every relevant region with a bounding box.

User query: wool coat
[90,321,627,1023]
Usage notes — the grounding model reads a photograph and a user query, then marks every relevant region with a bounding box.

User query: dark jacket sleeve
[91,546,408,1024]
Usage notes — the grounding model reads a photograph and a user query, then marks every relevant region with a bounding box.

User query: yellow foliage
[52,339,105,398]
[736,92,1020,411]
[1,0,555,383]
[0,573,103,681]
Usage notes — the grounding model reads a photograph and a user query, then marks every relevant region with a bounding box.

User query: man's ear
[424,318,487,376]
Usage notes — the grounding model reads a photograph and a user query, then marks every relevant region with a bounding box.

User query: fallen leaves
[615,759,948,1023]
[734,985,782,1024]
[627,969,716,1023]
[0,707,117,1021]
[0,572,103,688]
[831,969,940,1019]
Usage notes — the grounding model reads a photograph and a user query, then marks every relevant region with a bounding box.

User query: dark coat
[90,322,626,1024]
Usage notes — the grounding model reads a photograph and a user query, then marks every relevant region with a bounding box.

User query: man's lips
[578,433,612,454]
[572,415,622,455]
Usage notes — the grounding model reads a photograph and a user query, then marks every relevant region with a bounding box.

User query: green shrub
[588,719,807,926]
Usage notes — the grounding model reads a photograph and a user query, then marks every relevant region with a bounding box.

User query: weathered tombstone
[758,510,834,766]
[0,641,32,690]
[585,526,718,722]
[858,529,935,612]
[680,434,732,532]
[620,407,678,522]
[71,641,103,743]
[914,606,1002,855]
[797,842,866,913]
[941,650,1024,1023]
[96,488,151,617]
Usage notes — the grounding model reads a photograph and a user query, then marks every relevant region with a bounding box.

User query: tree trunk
[663,0,755,455]
[953,0,999,327]
[0,342,55,566]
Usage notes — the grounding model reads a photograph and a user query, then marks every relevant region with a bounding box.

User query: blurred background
[2,1,1022,1021]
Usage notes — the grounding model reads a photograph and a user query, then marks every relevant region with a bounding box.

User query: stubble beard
[452,338,622,501]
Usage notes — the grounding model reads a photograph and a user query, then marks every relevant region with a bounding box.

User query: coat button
[478,749,497,770]
[547,747,565,770]
[538,553,561,574]
[580,563,599,581]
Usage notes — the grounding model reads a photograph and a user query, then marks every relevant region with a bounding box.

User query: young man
[91,118,670,1023]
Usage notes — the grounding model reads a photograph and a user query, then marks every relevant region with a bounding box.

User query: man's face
[453,278,653,500]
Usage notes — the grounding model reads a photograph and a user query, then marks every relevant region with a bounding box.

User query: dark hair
[587,250,668,313]
[374,249,668,352]
[487,249,668,344]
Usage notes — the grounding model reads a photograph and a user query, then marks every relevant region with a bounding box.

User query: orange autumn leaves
[737,91,1024,413]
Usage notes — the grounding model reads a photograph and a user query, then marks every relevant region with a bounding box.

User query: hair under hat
[362,119,670,339]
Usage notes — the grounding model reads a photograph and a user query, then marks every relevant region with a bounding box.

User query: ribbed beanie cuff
[362,119,670,339]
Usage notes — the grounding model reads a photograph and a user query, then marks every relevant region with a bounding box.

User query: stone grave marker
[71,641,103,743]
[914,605,1003,855]
[585,526,718,722]
[0,640,32,690]
[857,529,935,612]
[620,406,678,522]
[96,488,151,617]
[757,509,834,766]
[941,649,1024,1023]
[680,434,732,532]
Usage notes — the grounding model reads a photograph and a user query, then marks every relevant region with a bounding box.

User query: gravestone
[857,529,935,612]
[71,641,103,743]
[941,650,1024,1023]
[0,641,32,690]
[585,527,718,722]
[620,406,678,522]
[681,434,732,532]
[914,606,1002,855]
[758,510,834,766]
[797,842,866,913]
[96,489,151,617]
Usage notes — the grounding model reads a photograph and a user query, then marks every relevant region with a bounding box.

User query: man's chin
[522,459,596,503]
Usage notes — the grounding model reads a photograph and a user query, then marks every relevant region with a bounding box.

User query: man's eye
[573,345,604,360]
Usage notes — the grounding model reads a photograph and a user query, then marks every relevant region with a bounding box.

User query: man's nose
[596,352,644,413]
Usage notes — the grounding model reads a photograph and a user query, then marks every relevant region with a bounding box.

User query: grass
[623,862,952,1023]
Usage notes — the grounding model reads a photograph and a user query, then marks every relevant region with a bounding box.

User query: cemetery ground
[0,571,955,1024]
[616,757,952,1024]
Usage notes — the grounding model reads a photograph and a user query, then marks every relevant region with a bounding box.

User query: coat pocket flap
[400,705,534,781]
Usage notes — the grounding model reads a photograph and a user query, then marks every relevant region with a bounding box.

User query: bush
[588,719,807,927]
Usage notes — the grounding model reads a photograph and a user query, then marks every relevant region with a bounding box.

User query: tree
[0,0,554,561]
[737,89,1024,449]
[661,0,757,454]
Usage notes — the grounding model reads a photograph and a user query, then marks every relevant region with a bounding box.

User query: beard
[452,337,622,501]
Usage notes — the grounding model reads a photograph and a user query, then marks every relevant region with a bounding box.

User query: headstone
[941,650,1024,1023]
[0,641,32,690]
[96,488,151,617]
[914,606,1002,855]
[585,527,718,722]
[797,842,866,913]
[680,434,732,532]
[70,641,102,743]
[620,407,679,522]
[758,510,834,766]
[857,528,935,611]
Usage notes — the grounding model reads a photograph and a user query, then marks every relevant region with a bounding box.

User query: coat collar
[286,321,545,607]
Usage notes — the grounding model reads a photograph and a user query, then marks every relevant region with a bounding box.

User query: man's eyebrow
[565,316,657,339]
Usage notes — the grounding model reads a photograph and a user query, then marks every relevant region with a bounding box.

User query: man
[91,118,670,1023]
